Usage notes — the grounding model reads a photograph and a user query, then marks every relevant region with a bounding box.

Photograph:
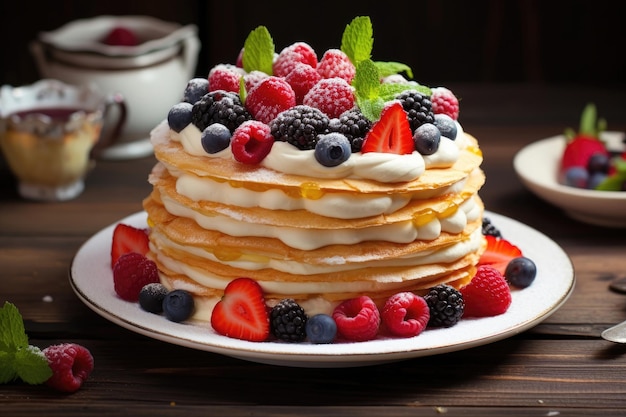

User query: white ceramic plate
[513,132,626,227]
[69,211,574,368]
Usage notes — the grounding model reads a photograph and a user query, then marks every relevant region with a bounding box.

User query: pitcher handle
[91,92,127,158]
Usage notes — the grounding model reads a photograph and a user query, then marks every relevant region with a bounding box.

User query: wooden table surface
[2,84,626,416]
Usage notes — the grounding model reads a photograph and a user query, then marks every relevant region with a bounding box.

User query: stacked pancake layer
[143,121,486,321]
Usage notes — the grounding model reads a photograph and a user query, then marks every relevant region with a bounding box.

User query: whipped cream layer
[175,121,469,183]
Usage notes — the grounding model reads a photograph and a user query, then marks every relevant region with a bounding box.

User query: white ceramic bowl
[513,131,626,227]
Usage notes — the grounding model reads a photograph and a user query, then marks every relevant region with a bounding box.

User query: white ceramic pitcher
[31,15,201,159]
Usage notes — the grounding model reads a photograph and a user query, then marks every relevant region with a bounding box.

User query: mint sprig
[242,26,275,75]
[0,302,52,385]
[341,16,373,66]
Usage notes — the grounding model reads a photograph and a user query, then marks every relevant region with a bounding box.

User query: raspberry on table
[316,49,355,83]
[431,87,460,120]
[332,295,380,341]
[113,252,160,302]
[303,77,355,119]
[43,343,94,393]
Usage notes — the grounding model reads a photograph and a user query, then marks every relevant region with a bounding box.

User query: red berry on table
[273,42,318,77]
[210,277,270,342]
[110,223,150,268]
[231,120,275,164]
[317,49,355,83]
[245,76,296,124]
[478,235,522,275]
[461,265,512,317]
[113,252,160,302]
[332,295,380,342]
[43,343,94,393]
[430,87,459,120]
[361,102,414,154]
[101,26,138,46]
[381,292,430,337]
[303,77,355,119]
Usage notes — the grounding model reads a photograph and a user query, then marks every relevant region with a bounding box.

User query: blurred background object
[1,0,624,87]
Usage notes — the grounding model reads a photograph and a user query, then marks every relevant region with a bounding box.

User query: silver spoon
[602,320,626,343]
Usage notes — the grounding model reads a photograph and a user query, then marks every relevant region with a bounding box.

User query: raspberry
[303,78,355,119]
[231,120,275,164]
[245,76,297,124]
[269,105,330,150]
[273,42,318,77]
[270,299,308,342]
[101,27,138,46]
[332,296,380,342]
[316,49,355,83]
[208,64,243,93]
[244,70,269,93]
[431,87,459,120]
[43,343,94,393]
[285,62,322,104]
[381,292,430,337]
[113,252,160,302]
[461,265,512,317]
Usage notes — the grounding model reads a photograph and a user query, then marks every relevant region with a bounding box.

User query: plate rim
[69,211,575,367]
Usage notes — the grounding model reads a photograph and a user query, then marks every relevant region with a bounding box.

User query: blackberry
[270,299,308,342]
[396,90,435,133]
[424,284,464,327]
[329,108,372,152]
[482,217,502,238]
[191,90,252,133]
[269,105,330,150]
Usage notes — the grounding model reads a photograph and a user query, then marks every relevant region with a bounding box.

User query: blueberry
[183,78,209,104]
[305,314,337,344]
[167,102,193,133]
[314,132,351,167]
[588,172,607,189]
[433,114,457,139]
[563,166,589,188]
[162,289,195,322]
[587,152,610,174]
[413,123,441,155]
[505,257,537,288]
[201,123,232,154]
[139,283,168,314]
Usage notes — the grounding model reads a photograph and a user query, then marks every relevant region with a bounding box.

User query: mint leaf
[596,159,626,191]
[579,103,597,136]
[353,59,382,120]
[375,61,414,79]
[0,302,28,351]
[357,96,386,122]
[379,82,432,102]
[0,302,53,385]
[341,16,373,65]
[242,26,275,75]
[15,345,52,385]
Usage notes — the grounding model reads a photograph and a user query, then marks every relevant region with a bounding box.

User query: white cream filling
[159,193,478,251]
[175,121,468,183]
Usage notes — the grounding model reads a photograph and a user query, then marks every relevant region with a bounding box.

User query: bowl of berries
[514,103,626,227]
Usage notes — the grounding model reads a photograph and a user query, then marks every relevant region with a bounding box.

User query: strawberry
[478,235,522,275]
[560,135,608,172]
[461,265,512,317]
[110,223,150,268]
[210,278,270,342]
[361,102,414,154]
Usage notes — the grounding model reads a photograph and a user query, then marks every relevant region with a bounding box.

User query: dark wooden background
[1,0,625,88]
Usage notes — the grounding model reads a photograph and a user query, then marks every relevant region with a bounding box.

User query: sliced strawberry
[211,278,270,342]
[111,223,150,268]
[560,135,608,172]
[478,235,522,275]
[361,102,414,154]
